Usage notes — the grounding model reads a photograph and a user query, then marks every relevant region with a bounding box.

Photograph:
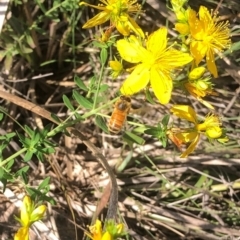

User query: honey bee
[108,95,131,134]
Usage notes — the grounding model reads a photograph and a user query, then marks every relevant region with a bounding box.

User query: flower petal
[20,196,32,227]
[205,126,222,139]
[199,6,212,26]
[128,17,144,38]
[120,64,150,95]
[31,205,46,223]
[206,48,218,77]
[14,227,29,240]
[176,131,199,143]
[159,49,193,69]
[150,67,172,104]
[180,133,200,158]
[188,8,204,40]
[171,105,198,124]
[147,27,167,54]
[190,41,207,65]
[89,219,102,240]
[82,11,110,28]
[115,18,131,36]
[101,231,112,240]
[175,22,190,35]
[117,37,148,63]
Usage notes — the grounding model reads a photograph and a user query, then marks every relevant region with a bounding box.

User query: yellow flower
[171,0,190,35]
[20,195,32,227]
[117,27,193,104]
[14,195,46,240]
[80,0,144,37]
[170,105,228,157]
[89,219,103,240]
[188,6,231,77]
[87,219,125,240]
[197,113,222,132]
[14,227,29,240]
[184,67,217,109]
[31,205,47,222]
[102,231,112,240]
[109,59,123,78]
[188,66,206,80]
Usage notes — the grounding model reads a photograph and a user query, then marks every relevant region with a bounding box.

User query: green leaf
[161,115,170,127]
[0,168,7,192]
[24,151,33,162]
[0,132,16,140]
[16,166,30,176]
[123,131,145,145]
[93,41,108,49]
[89,76,96,90]
[24,125,34,137]
[26,34,35,49]
[91,84,109,93]
[100,48,108,65]
[144,126,161,137]
[6,132,16,139]
[26,187,56,204]
[63,95,75,111]
[51,113,62,123]
[74,76,88,91]
[145,88,155,104]
[36,152,44,162]
[31,132,41,145]
[95,115,109,133]
[39,147,55,154]
[74,112,82,120]
[99,84,109,92]
[38,177,50,191]
[0,113,3,121]
[6,159,14,170]
[116,151,133,173]
[132,126,149,134]
[72,90,93,109]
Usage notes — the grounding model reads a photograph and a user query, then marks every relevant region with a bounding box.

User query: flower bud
[189,67,206,80]
[31,205,46,222]
[196,80,208,91]
[175,23,189,35]
[206,126,222,139]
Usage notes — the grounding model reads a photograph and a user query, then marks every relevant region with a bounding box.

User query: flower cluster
[168,105,228,157]
[14,195,46,240]
[86,219,124,240]
[80,0,144,37]
[80,0,231,158]
[173,2,231,77]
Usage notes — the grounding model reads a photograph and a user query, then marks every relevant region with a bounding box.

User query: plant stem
[0,147,27,168]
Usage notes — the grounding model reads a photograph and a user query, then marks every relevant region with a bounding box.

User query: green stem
[93,61,106,109]
[46,97,118,137]
[0,147,27,168]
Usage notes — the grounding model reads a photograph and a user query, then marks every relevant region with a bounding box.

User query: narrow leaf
[24,151,33,162]
[74,76,88,91]
[51,113,62,123]
[95,115,108,133]
[123,131,145,145]
[63,95,75,111]
[72,90,93,109]
[38,177,50,191]
[100,48,108,65]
